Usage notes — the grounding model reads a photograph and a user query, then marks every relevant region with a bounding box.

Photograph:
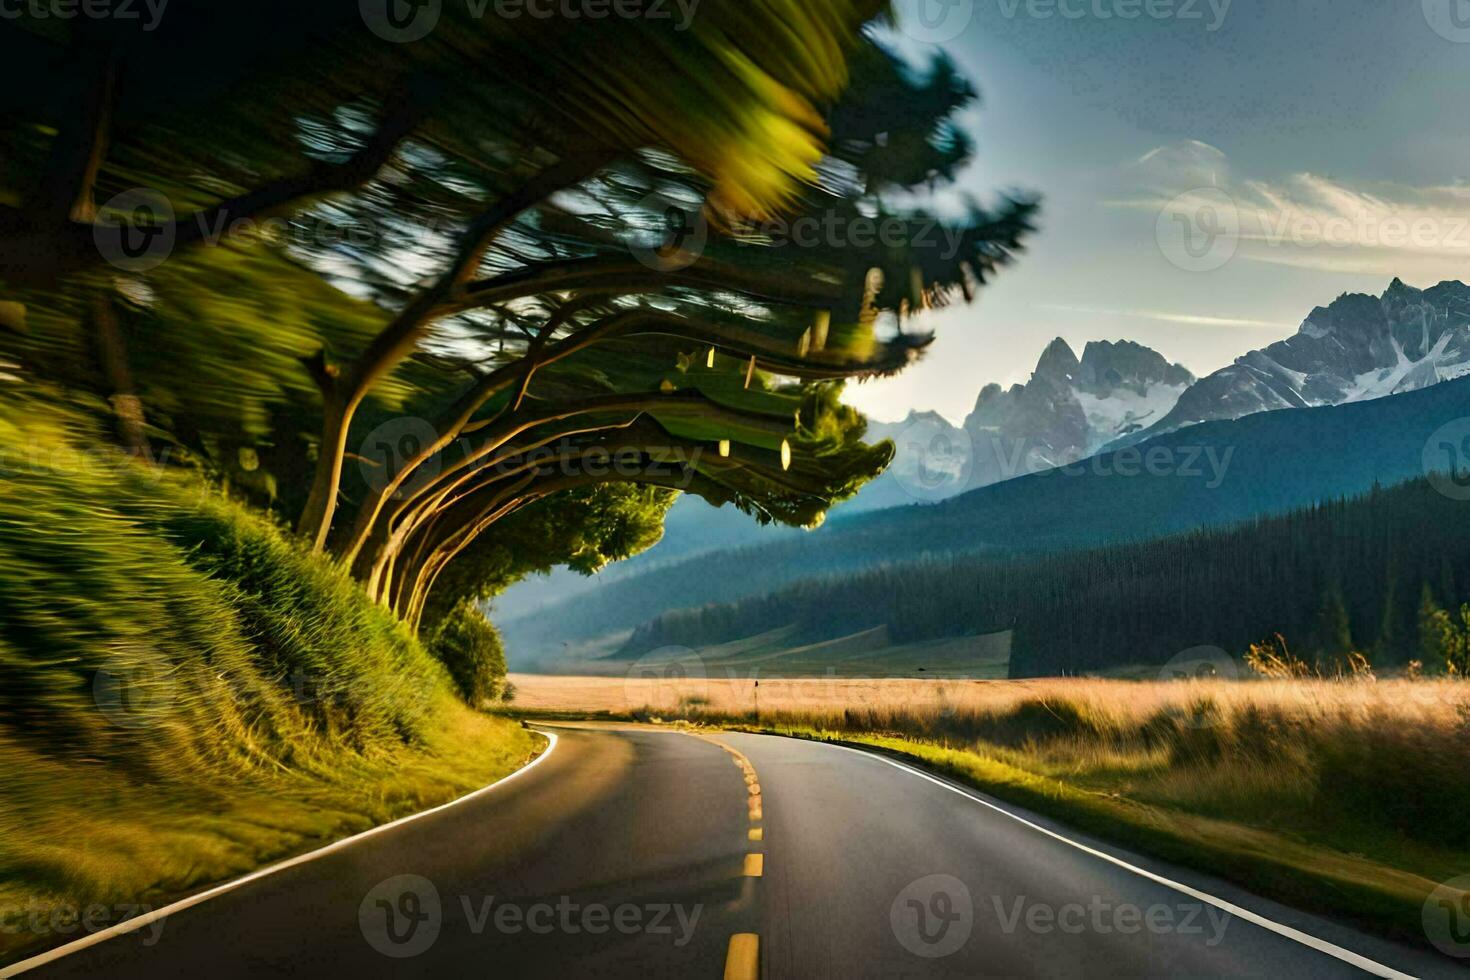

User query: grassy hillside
[505,374,1470,662]
[0,392,538,966]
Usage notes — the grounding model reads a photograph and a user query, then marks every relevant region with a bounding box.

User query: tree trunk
[90,291,146,455]
[296,386,357,550]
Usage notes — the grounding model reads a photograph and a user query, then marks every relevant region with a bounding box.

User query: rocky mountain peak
[1131,277,1470,444]
[1034,337,1081,382]
[1078,339,1195,392]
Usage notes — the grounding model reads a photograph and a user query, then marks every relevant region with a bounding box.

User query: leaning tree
[0,3,1036,630]
[286,35,1035,627]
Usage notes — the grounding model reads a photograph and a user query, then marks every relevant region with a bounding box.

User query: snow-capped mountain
[858,338,1195,508]
[1132,279,1470,442]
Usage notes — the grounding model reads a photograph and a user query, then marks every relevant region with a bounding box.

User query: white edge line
[0,730,559,978]
[811,739,1417,980]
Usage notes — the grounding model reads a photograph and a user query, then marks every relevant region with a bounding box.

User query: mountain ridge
[503,370,1470,665]
[1127,278,1470,444]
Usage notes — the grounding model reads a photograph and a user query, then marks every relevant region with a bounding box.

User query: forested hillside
[506,372,1470,659]
[620,477,1470,677]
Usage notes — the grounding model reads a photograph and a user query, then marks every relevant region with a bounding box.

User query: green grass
[0,393,538,965]
[529,624,1012,678]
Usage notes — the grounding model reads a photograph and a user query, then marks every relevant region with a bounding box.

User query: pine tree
[1374,564,1399,661]
[1317,584,1354,666]
[1418,582,1448,670]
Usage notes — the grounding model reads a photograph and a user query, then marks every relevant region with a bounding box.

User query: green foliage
[426,601,508,705]
[2,244,420,517]
[1432,603,1470,676]
[424,484,677,630]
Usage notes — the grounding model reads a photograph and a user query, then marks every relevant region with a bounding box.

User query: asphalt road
[14,723,1461,979]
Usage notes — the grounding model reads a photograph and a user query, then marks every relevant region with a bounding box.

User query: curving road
[11,723,1459,979]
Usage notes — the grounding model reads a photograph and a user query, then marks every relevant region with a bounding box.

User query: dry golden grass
[513,672,1470,735]
[511,671,1470,936]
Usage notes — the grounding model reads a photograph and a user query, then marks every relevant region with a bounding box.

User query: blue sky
[845,0,1470,423]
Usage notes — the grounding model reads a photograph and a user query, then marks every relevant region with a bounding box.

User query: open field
[508,673,1470,943]
[511,625,1013,679]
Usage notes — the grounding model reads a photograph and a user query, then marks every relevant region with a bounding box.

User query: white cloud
[1117,140,1470,278]
[1039,303,1294,331]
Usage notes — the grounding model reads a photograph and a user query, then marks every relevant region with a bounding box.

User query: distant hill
[619,475,1470,678]
[503,372,1470,665]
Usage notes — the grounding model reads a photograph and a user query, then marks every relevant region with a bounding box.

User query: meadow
[511,672,1470,941]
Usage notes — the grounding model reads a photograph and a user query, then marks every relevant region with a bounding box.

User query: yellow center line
[693,732,768,880]
[724,933,760,980]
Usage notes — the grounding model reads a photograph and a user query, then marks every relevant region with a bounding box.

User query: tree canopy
[0,3,1035,632]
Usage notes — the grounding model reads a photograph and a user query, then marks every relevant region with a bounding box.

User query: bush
[427,601,508,705]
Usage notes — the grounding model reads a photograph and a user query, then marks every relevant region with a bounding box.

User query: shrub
[426,601,508,705]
